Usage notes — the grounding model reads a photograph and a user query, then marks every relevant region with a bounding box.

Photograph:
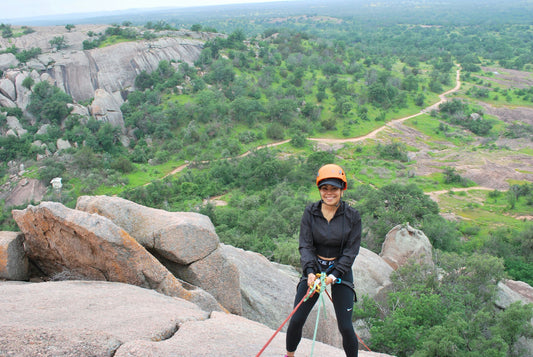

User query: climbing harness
[310,273,327,356]
[255,273,370,356]
[315,258,357,302]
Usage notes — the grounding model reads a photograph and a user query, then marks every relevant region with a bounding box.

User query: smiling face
[319,184,343,206]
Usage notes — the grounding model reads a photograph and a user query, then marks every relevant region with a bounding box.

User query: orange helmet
[316,164,347,190]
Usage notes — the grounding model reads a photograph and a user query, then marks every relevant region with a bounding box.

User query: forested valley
[1,0,533,355]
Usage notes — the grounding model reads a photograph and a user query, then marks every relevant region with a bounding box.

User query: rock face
[380,223,434,270]
[2,178,47,207]
[89,88,126,129]
[0,280,208,357]
[0,92,16,107]
[0,25,207,136]
[0,231,28,281]
[11,201,222,313]
[6,116,27,137]
[0,280,395,357]
[40,36,204,102]
[353,247,394,300]
[75,195,242,315]
[0,78,16,100]
[0,53,17,71]
[496,279,533,356]
[496,279,533,309]
[2,194,531,356]
[221,244,342,348]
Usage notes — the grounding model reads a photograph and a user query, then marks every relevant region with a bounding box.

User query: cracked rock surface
[0,280,394,357]
[0,280,208,356]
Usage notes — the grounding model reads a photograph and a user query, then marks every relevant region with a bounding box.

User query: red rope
[324,288,372,352]
[255,287,315,357]
[256,282,372,355]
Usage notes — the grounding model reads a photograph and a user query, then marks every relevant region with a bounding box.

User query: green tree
[38,158,66,183]
[110,156,134,173]
[0,135,31,161]
[354,183,440,251]
[42,100,71,124]
[134,70,154,91]
[362,253,531,357]
[15,47,42,63]
[267,98,298,126]
[376,142,409,162]
[304,151,336,177]
[22,76,34,90]
[231,96,264,125]
[414,92,425,107]
[49,36,67,50]
[402,74,418,92]
[1,24,13,38]
[266,122,284,140]
[83,38,101,50]
[27,81,73,124]
[206,58,235,85]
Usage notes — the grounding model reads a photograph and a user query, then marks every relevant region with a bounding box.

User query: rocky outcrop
[2,195,532,356]
[353,247,394,300]
[56,138,72,151]
[11,201,222,313]
[14,71,36,111]
[39,36,204,102]
[5,116,27,137]
[0,25,206,134]
[0,280,395,357]
[3,178,47,207]
[0,53,18,71]
[221,244,343,348]
[75,195,242,315]
[496,279,533,309]
[380,223,434,270]
[496,279,533,356]
[89,89,125,129]
[0,231,28,281]
[0,280,208,356]
[0,92,16,107]
[0,78,16,101]
[0,25,110,53]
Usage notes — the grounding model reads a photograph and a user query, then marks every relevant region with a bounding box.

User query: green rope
[310,274,327,357]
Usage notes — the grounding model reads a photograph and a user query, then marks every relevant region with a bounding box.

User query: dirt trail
[427,186,494,203]
[164,139,292,178]
[163,67,532,199]
[165,69,461,177]
[308,68,462,144]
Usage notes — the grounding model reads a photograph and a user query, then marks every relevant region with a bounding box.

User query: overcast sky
[3,0,290,20]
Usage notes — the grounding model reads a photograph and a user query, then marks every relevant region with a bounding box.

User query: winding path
[427,186,494,204]
[162,66,503,203]
[309,67,462,144]
[165,68,462,178]
[157,65,523,213]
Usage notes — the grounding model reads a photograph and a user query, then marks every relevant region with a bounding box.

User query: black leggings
[285,269,358,357]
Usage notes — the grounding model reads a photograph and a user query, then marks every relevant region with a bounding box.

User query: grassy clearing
[95,159,185,196]
[436,189,530,240]
[404,115,478,147]
[99,36,135,47]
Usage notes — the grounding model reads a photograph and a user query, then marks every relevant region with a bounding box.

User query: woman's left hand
[325,276,335,285]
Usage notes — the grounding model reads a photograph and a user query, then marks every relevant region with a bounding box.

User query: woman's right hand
[307,273,316,288]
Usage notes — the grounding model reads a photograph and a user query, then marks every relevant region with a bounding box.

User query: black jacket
[299,200,362,278]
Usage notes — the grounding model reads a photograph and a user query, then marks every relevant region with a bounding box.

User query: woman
[285,164,362,357]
